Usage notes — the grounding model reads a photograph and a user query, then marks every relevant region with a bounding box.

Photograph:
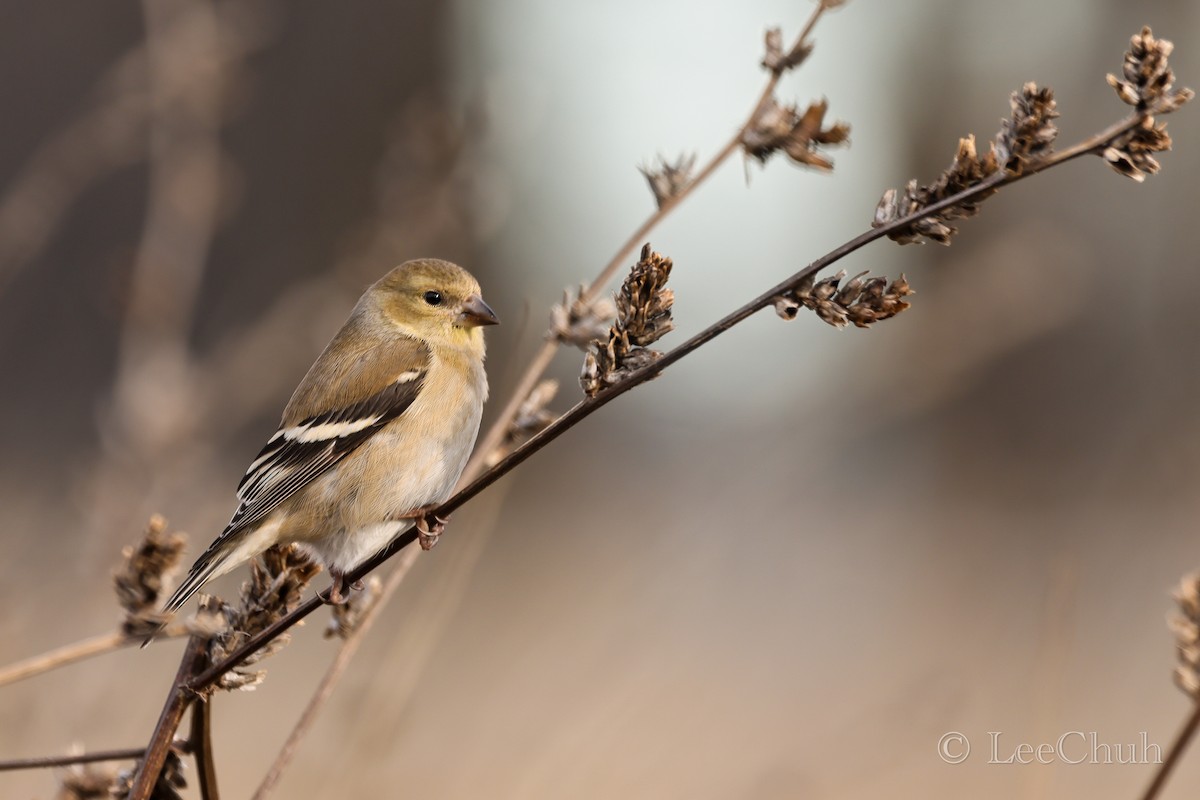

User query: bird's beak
[459,294,500,327]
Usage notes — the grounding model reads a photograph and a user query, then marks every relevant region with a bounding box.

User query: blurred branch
[0,625,187,688]
[463,0,839,479]
[234,4,844,792]
[181,100,1169,699]
[1140,704,1200,800]
[250,548,419,800]
[0,747,146,772]
[128,630,209,800]
[190,697,220,800]
[128,20,1191,795]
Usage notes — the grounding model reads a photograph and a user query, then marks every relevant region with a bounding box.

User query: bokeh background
[2,0,1198,797]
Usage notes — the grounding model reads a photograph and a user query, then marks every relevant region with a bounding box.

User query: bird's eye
[423,291,443,306]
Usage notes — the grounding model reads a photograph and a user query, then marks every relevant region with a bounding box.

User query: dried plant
[761,27,813,74]
[114,751,186,800]
[202,545,320,693]
[742,98,850,170]
[774,269,914,329]
[113,516,186,639]
[7,11,1194,800]
[324,576,383,640]
[549,286,617,349]
[1170,573,1200,698]
[581,244,675,397]
[876,27,1190,247]
[56,762,121,800]
[484,379,560,469]
[639,153,697,209]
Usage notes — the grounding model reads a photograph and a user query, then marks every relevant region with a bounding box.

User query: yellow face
[375,259,499,345]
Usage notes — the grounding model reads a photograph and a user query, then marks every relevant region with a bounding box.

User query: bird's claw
[324,571,355,605]
[415,511,448,551]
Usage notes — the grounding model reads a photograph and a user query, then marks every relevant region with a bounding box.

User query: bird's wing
[228,336,432,535]
[229,372,424,532]
[157,327,432,621]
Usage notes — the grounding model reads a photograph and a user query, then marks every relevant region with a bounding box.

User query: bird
[159,258,498,623]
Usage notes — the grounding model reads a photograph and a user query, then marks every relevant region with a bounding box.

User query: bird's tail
[140,546,227,648]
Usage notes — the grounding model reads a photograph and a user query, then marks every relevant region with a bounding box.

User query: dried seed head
[1102,27,1191,181]
[1107,27,1192,112]
[112,750,186,800]
[776,269,913,329]
[202,545,320,694]
[550,285,617,349]
[1171,573,1200,699]
[486,379,560,468]
[873,134,1001,246]
[761,27,813,75]
[742,97,850,171]
[995,83,1059,174]
[639,153,697,208]
[114,515,187,638]
[581,244,675,397]
[1103,115,1176,183]
[56,761,120,800]
[325,576,383,639]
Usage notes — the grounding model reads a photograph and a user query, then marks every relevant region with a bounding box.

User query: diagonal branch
[0,747,147,772]
[463,0,836,479]
[1140,702,1200,800]
[0,626,187,688]
[191,696,220,800]
[182,108,1149,697]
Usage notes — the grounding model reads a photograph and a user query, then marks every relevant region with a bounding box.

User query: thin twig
[250,547,421,800]
[128,632,208,800]
[464,0,832,478]
[180,110,1146,698]
[0,747,147,772]
[0,625,187,688]
[1140,703,1200,800]
[134,8,836,791]
[191,696,220,800]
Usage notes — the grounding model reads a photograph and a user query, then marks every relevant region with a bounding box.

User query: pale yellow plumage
[160,259,497,618]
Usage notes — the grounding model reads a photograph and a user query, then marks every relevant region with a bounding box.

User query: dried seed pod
[742,97,849,171]
[581,244,676,397]
[639,153,697,209]
[202,545,320,694]
[775,270,913,329]
[114,515,186,638]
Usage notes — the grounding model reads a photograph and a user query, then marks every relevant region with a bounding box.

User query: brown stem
[464,1,830,478]
[181,111,1145,696]
[128,632,208,800]
[191,696,220,800]
[249,547,420,800]
[0,625,187,688]
[1140,703,1200,800]
[0,747,147,771]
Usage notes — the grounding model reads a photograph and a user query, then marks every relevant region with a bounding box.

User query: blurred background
[1,0,1198,797]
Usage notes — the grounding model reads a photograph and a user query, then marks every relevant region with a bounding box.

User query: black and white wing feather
[231,369,425,530]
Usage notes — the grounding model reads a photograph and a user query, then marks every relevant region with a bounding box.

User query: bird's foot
[405,504,449,551]
[323,570,356,605]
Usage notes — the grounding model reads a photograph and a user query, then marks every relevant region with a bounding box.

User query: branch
[249,547,419,800]
[1141,703,1200,800]
[463,0,836,478]
[0,626,186,688]
[128,631,209,800]
[0,747,146,772]
[181,106,1150,696]
[191,696,220,800]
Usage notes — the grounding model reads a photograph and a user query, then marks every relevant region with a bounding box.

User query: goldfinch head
[372,258,499,346]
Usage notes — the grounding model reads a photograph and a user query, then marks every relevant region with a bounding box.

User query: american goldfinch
[162,259,498,616]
